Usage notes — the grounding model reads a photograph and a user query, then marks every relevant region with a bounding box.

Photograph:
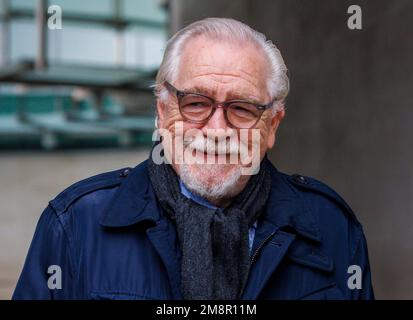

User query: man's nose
[203,106,229,131]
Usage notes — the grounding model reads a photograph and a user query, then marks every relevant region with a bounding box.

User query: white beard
[176,128,255,199]
[178,163,243,200]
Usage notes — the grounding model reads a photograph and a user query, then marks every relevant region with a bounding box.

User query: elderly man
[13,18,373,300]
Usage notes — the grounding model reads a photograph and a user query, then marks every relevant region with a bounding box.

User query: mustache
[183,134,248,155]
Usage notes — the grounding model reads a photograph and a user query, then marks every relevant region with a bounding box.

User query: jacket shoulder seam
[286,173,362,227]
[46,204,78,280]
[349,228,365,263]
[49,167,130,216]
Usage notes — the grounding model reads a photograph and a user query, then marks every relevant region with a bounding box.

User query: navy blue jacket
[13,159,374,300]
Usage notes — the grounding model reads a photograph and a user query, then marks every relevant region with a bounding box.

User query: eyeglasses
[164,81,277,129]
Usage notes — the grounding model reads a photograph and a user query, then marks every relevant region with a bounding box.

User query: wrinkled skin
[157,36,285,207]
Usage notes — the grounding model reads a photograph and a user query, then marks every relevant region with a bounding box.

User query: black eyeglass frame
[163,81,278,129]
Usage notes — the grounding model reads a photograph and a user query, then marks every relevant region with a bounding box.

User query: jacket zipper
[250,230,276,264]
[240,230,276,298]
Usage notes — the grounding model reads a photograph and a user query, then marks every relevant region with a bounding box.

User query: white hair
[154,17,289,112]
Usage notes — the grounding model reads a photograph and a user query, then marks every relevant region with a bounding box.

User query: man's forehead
[181,83,264,103]
[179,37,266,76]
[176,37,269,101]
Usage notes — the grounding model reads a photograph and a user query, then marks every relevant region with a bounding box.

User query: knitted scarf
[147,149,271,300]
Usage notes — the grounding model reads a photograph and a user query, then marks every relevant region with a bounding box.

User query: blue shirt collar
[179,180,258,229]
[179,180,220,210]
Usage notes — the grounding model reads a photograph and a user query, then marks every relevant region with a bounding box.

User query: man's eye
[181,103,211,118]
[188,102,209,107]
[182,102,211,110]
[230,105,257,118]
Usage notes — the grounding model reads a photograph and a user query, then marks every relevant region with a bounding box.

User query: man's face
[157,36,285,205]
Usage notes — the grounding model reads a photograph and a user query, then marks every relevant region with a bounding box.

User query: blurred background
[0,0,412,299]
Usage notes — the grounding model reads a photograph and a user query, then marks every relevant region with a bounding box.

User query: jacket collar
[263,164,321,242]
[99,160,160,227]
[99,159,321,243]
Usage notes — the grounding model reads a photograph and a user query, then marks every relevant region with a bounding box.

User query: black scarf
[147,148,271,300]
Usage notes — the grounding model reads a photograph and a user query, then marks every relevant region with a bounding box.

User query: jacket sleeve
[12,205,75,300]
[349,232,375,300]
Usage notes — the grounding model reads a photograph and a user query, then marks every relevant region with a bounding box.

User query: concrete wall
[173,0,413,299]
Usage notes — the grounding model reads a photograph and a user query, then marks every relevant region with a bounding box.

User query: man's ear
[267,108,285,149]
[156,99,166,129]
